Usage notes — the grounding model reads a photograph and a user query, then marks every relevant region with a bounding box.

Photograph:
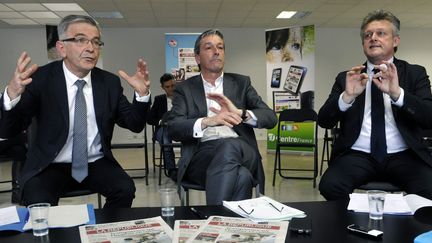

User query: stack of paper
[0,204,95,232]
[223,196,305,223]
[348,193,432,215]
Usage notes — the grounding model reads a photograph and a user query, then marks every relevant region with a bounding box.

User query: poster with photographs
[265,25,315,151]
[165,33,200,82]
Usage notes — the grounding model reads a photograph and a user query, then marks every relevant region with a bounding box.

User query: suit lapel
[190,76,208,117]
[52,62,69,125]
[91,69,106,123]
[222,74,236,102]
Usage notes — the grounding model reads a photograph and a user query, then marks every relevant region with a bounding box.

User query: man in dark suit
[318,10,432,200]
[0,15,151,208]
[147,73,177,180]
[168,29,277,205]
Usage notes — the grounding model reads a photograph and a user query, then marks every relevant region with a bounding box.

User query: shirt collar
[62,61,92,88]
[201,72,224,88]
[367,57,394,72]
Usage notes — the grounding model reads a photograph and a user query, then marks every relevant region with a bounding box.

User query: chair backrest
[277,109,318,147]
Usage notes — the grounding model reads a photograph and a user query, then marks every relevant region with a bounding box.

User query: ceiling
[1,0,432,29]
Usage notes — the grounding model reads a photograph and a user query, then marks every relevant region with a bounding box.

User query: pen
[190,207,208,219]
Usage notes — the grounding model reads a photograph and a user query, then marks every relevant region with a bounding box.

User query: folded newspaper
[173,219,207,243]
[79,216,173,243]
[185,216,288,243]
[223,196,305,223]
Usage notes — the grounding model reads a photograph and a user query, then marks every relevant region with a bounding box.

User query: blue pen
[24,209,30,223]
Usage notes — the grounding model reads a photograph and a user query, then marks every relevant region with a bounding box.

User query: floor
[0,140,327,209]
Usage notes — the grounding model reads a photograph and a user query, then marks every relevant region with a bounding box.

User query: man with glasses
[0,15,151,208]
[318,10,432,200]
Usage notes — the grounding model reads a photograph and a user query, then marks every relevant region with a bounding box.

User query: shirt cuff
[390,88,404,107]
[135,90,151,102]
[3,86,20,111]
[243,110,257,126]
[193,118,205,138]
[338,92,353,112]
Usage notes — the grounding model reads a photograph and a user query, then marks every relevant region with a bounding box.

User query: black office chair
[61,186,103,209]
[0,155,16,193]
[272,108,319,188]
[179,179,261,206]
[152,124,181,185]
[319,125,339,176]
[358,181,402,193]
[112,125,149,185]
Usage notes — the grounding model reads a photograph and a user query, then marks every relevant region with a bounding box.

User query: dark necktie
[370,68,387,162]
[72,79,88,182]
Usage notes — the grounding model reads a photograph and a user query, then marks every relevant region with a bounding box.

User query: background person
[147,73,177,181]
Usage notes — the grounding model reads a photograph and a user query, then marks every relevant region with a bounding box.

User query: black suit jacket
[318,58,432,166]
[0,60,149,188]
[147,94,168,132]
[167,73,277,194]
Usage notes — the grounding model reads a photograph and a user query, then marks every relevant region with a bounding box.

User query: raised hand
[202,93,242,129]
[118,58,150,97]
[372,62,400,101]
[343,65,369,103]
[8,52,38,100]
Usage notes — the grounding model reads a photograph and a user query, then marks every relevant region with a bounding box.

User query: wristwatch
[241,108,248,121]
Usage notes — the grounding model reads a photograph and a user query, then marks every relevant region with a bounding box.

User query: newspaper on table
[79,216,173,243]
[185,216,288,243]
[173,219,206,243]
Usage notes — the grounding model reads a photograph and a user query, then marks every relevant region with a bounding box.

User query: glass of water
[367,190,386,220]
[159,188,176,217]
[28,203,50,236]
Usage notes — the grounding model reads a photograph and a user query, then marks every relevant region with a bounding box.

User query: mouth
[82,57,96,62]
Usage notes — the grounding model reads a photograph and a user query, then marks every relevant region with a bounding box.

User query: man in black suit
[147,73,177,180]
[319,10,432,200]
[0,15,151,208]
[168,29,277,205]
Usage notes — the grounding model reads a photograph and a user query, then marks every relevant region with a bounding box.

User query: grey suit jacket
[167,73,277,193]
[318,58,432,165]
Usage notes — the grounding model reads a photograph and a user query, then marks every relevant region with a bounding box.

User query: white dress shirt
[192,73,257,142]
[339,58,408,154]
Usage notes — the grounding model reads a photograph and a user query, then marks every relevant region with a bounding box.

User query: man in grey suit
[319,10,432,200]
[168,29,277,205]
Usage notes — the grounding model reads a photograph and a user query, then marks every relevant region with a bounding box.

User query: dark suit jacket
[318,58,432,166]
[0,60,150,189]
[167,73,277,194]
[147,94,168,133]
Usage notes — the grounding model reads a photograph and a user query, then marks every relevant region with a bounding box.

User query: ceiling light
[89,11,124,19]
[276,11,297,19]
[42,3,84,12]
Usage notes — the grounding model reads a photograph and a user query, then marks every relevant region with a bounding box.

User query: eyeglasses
[363,31,389,40]
[61,37,104,49]
[237,202,284,215]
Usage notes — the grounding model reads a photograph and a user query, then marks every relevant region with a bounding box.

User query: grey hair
[194,29,224,55]
[57,15,101,39]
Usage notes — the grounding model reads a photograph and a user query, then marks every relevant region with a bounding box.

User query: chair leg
[97,194,102,208]
[272,146,279,186]
[144,145,149,186]
[180,186,187,206]
[320,138,328,176]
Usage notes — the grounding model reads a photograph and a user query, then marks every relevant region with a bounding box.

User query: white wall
[1,27,431,143]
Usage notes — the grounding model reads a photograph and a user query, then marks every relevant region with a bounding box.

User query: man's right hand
[343,65,368,104]
[7,52,38,100]
[201,111,242,130]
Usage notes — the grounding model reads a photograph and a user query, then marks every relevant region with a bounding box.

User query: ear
[393,36,400,49]
[56,40,67,58]
[195,54,200,65]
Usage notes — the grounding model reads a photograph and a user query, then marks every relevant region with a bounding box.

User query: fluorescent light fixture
[20,11,59,19]
[43,3,84,12]
[1,18,38,25]
[89,11,124,19]
[276,11,297,19]
[5,3,47,11]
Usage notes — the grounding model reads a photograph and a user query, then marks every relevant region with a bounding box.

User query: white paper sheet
[0,206,20,226]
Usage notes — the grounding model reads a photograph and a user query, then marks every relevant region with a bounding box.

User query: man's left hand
[118,58,151,96]
[372,62,401,101]
[207,93,242,117]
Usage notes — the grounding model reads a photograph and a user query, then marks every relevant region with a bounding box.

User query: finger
[16,52,28,67]
[118,70,131,81]
[20,63,38,80]
[350,65,365,73]
[209,107,221,114]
